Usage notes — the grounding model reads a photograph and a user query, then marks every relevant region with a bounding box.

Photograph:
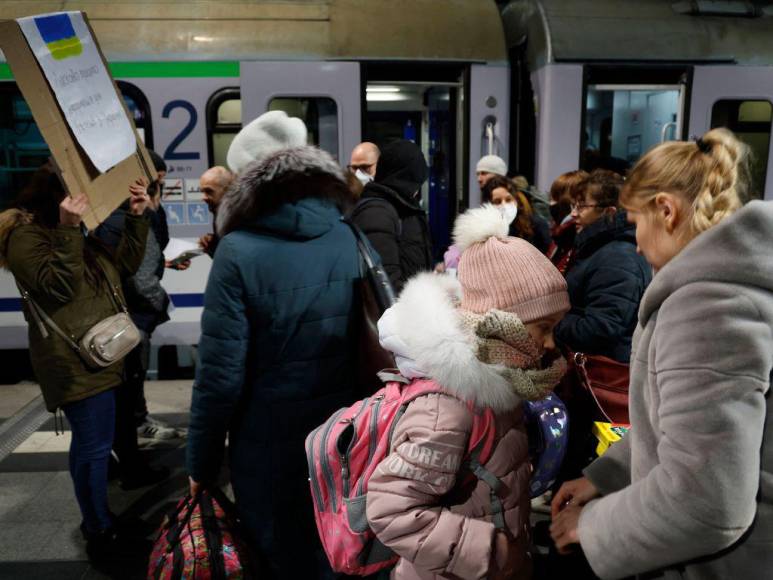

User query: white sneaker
[137,416,179,440]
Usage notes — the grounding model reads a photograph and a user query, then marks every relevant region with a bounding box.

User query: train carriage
[0,0,510,358]
[0,0,771,371]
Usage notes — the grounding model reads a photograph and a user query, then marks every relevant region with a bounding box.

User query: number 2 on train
[162,100,200,160]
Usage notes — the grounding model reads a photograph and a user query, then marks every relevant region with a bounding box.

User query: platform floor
[0,381,567,579]
[0,381,193,579]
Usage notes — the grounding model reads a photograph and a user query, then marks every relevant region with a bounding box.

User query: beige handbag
[19,283,140,369]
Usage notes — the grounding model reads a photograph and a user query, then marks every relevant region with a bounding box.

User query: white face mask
[355,169,373,186]
[499,202,518,225]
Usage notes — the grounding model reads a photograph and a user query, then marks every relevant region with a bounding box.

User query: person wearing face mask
[351,139,432,293]
[482,175,552,254]
[368,204,570,580]
[349,142,380,186]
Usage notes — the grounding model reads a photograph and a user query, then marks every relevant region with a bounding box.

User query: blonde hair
[512,175,529,191]
[621,128,750,234]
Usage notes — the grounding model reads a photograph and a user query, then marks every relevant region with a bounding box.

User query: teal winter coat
[186,195,361,562]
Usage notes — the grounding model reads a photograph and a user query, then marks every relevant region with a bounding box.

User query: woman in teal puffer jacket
[186,145,362,579]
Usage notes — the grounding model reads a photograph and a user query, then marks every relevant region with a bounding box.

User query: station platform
[0,381,194,579]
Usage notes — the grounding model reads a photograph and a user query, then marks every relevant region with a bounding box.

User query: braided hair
[621,128,750,235]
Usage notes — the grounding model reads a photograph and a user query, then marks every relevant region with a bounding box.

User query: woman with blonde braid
[549,128,773,579]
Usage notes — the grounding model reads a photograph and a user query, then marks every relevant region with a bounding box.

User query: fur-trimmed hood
[0,208,33,269]
[216,145,345,237]
[378,272,524,413]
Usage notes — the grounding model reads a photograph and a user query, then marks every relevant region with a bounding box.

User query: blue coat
[555,211,651,362]
[186,197,361,560]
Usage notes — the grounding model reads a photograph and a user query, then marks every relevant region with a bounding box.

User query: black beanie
[374,140,428,200]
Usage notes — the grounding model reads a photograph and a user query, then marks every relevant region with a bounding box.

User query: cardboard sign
[0,11,155,229]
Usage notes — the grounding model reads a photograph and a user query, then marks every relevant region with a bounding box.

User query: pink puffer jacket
[368,273,535,579]
[367,393,531,579]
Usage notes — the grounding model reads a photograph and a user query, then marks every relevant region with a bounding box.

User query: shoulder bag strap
[17,284,81,353]
[89,250,128,315]
[341,217,397,308]
[342,217,377,272]
[573,352,614,423]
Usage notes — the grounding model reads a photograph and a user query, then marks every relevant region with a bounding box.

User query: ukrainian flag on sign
[34,13,82,60]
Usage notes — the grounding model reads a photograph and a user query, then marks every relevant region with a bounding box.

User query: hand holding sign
[59,193,90,227]
[129,178,150,215]
[0,11,157,229]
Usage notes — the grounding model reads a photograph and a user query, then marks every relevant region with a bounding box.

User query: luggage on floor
[147,488,254,579]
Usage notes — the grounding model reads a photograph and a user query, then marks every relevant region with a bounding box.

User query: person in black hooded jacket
[555,170,651,362]
[350,139,432,293]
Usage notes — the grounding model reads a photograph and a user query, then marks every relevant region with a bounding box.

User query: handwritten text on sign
[18,12,136,173]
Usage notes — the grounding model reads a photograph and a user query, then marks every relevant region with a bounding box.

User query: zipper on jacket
[320,408,346,512]
[356,395,384,496]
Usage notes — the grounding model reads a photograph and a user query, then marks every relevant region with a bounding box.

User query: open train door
[239,61,361,163]
[690,66,773,200]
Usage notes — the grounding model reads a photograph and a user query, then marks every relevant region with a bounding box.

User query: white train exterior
[0,0,771,357]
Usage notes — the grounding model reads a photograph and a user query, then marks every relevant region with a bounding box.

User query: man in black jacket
[96,182,174,489]
[351,140,431,293]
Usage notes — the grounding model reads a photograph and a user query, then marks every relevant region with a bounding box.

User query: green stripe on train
[0,61,239,80]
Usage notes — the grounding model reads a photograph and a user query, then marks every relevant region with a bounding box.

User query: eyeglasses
[348,163,375,172]
[571,203,607,211]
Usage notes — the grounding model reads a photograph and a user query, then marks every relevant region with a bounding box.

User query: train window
[583,85,683,174]
[117,81,153,149]
[207,88,241,167]
[269,97,338,159]
[0,83,152,210]
[0,87,50,210]
[711,100,772,200]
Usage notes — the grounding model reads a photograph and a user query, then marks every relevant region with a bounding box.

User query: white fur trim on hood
[216,145,345,236]
[226,110,308,174]
[453,203,510,253]
[377,272,521,412]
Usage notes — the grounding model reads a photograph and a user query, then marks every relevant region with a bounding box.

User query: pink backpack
[305,376,498,576]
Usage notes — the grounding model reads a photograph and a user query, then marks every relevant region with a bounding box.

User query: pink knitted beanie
[454,205,569,322]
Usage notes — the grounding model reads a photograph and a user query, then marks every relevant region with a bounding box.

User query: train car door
[239,61,361,163]
[690,66,773,200]
[581,68,690,176]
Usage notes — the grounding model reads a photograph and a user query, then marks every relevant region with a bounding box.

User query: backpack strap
[465,430,506,531]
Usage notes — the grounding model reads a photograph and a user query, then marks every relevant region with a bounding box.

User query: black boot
[80,523,152,563]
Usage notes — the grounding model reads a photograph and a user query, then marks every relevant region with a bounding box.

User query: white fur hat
[226,110,308,174]
[476,155,507,176]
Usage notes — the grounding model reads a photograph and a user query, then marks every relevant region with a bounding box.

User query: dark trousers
[62,389,115,532]
[128,329,151,424]
[112,330,150,469]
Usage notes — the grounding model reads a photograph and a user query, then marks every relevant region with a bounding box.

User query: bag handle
[573,352,614,423]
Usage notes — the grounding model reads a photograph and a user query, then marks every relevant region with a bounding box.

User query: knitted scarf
[458,309,567,401]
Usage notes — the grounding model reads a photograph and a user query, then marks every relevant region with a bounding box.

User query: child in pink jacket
[368,204,570,579]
